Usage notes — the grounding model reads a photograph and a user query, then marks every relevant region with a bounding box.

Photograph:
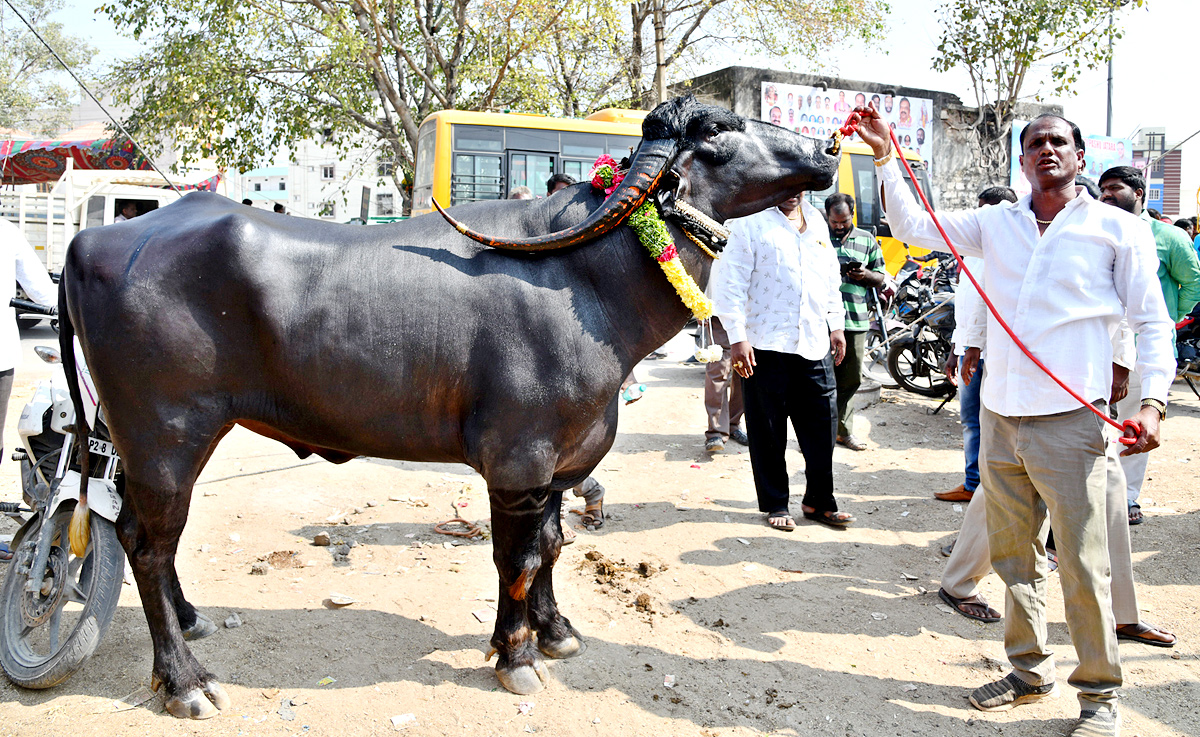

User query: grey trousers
[981,405,1121,712]
[0,368,12,461]
[704,317,744,440]
[941,444,1140,624]
[1113,369,1149,505]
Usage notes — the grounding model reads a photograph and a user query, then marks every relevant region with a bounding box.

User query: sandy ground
[0,325,1197,736]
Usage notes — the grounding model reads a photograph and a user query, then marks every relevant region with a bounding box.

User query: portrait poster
[760,81,935,172]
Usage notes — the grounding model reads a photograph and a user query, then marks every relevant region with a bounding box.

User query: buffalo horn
[432,138,679,251]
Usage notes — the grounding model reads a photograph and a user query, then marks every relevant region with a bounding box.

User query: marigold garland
[589,157,713,322]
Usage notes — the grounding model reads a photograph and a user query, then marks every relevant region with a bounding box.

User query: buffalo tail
[58,272,91,557]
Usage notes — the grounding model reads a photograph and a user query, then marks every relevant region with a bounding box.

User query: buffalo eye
[704,124,722,143]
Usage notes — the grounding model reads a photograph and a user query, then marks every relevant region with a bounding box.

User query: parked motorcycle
[1176,303,1200,399]
[0,299,125,688]
[886,287,957,398]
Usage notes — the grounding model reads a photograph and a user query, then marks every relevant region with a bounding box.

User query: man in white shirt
[710,194,855,530]
[858,109,1173,737]
[0,220,57,560]
[114,202,138,222]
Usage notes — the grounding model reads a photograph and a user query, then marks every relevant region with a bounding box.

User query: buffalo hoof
[538,633,586,659]
[202,680,232,711]
[182,613,219,641]
[165,687,220,719]
[496,659,549,695]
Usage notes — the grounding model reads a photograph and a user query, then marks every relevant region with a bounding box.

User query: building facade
[1132,127,1185,217]
[235,138,403,220]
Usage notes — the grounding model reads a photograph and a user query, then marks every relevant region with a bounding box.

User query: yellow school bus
[410,108,646,215]
[804,140,937,274]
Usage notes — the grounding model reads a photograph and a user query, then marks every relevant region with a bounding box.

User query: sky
[50,0,1200,214]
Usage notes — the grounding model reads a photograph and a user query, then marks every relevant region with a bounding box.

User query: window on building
[318,201,336,218]
[377,159,395,177]
[376,193,395,216]
[278,182,286,191]
[253,183,262,191]
[321,165,335,180]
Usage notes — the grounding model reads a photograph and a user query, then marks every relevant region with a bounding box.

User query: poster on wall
[1010,120,1133,197]
[760,81,935,172]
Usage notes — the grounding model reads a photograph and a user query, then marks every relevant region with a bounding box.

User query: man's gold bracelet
[1141,398,1167,420]
[873,149,895,167]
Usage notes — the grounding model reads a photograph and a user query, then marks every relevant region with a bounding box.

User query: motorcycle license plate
[87,437,117,458]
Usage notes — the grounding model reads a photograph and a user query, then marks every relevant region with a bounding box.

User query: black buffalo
[59,96,838,718]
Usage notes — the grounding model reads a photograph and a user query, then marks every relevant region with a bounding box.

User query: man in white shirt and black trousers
[711,194,856,531]
[857,108,1173,737]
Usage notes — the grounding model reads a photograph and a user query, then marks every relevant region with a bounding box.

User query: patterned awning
[0,136,152,185]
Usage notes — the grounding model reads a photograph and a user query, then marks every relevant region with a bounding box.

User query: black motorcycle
[886,286,956,397]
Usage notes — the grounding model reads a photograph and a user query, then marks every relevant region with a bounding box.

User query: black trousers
[742,348,838,515]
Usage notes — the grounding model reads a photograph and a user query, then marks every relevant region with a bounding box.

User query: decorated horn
[432,138,679,252]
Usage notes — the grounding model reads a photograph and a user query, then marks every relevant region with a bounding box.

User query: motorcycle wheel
[863,328,903,388]
[0,504,125,689]
[886,335,955,397]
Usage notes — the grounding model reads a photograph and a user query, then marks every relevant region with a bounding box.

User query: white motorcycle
[0,299,125,688]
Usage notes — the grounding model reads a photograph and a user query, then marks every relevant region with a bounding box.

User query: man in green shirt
[825,193,888,451]
[1099,165,1200,525]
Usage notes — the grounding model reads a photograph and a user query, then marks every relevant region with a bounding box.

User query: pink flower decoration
[603,170,625,196]
[656,243,678,262]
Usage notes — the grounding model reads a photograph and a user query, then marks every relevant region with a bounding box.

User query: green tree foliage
[620,0,889,109]
[101,0,888,200]
[933,0,1145,164]
[0,0,96,135]
[102,0,574,197]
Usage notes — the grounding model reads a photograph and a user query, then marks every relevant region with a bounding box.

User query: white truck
[0,163,190,275]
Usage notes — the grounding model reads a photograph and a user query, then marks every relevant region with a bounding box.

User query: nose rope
[836,113,1140,445]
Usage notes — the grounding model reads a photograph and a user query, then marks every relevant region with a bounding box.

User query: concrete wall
[672,66,1061,210]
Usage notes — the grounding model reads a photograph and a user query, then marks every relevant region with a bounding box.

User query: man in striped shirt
[826,193,887,451]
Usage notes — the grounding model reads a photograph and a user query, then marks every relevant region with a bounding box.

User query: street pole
[1106,7,1114,136]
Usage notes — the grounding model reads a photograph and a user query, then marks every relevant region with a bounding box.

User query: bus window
[561,132,606,159]
[562,160,588,181]
[804,173,838,211]
[608,135,639,159]
[507,128,559,152]
[508,152,555,195]
[453,125,504,152]
[412,123,437,211]
[850,153,878,229]
[451,153,502,205]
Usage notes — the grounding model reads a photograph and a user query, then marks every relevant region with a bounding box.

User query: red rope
[836,113,1139,445]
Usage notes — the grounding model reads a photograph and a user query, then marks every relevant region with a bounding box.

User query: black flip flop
[802,510,855,528]
[939,587,1001,623]
[766,512,796,532]
[1116,622,1176,648]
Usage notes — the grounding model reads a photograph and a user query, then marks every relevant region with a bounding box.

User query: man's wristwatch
[1140,398,1167,420]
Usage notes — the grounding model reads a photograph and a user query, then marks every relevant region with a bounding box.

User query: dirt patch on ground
[0,356,1197,736]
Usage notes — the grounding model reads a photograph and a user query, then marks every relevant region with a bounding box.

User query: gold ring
[734,361,743,368]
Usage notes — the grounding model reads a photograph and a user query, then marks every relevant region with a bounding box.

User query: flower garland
[589,155,721,363]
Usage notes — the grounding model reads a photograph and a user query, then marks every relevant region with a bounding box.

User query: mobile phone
[841,260,863,275]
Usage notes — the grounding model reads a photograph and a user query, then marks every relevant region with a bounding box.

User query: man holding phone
[826,193,888,451]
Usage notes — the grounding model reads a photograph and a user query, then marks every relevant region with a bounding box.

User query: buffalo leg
[115,432,231,719]
[488,486,553,694]
[527,490,585,659]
